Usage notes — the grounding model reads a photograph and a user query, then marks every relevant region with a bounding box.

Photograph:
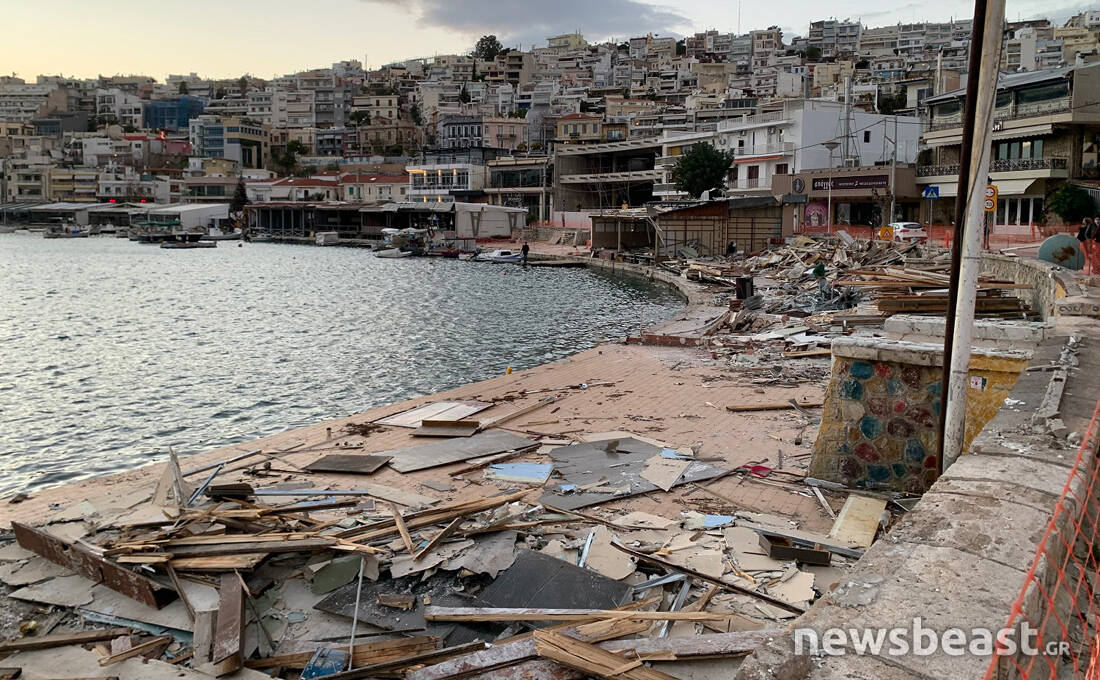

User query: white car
[888,222,928,243]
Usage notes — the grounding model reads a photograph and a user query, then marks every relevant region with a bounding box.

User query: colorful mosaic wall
[809,346,1029,493]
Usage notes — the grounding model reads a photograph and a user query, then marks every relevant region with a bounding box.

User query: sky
[2,0,1096,81]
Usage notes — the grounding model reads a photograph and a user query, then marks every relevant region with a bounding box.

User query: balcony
[930,98,1073,131]
[732,142,795,157]
[728,177,769,191]
[917,157,1068,177]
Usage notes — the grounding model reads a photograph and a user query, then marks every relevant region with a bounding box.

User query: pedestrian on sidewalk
[521,241,530,264]
[1078,218,1097,273]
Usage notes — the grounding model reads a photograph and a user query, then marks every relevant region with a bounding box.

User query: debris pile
[0,395,908,679]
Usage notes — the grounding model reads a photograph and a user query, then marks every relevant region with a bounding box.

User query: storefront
[772,166,922,235]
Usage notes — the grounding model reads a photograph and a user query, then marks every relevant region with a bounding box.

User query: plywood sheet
[828,495,887,548]
[375,401,492,428]
[303,454,392,475]
[383,430,534,474]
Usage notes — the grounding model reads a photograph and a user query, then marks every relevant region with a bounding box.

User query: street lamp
[822,141,840,234]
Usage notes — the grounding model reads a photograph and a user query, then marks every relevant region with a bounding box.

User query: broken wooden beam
[406,630,779,680]
[322,641,488,680]
[244,636,439,670]
[413,516,463,562]
[166,536,336,558]
[12,523,176,609]
[423,607,739,623]
[0,628,131,654]
[211,573,245,676]
[98,636,172,666]
[533,630,677,680]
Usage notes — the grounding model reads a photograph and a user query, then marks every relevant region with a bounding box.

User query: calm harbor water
[0,233,681,497]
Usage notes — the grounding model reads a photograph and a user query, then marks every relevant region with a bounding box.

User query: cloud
[361,0,690,49]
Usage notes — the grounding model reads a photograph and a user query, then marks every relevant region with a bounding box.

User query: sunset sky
[3,0,1092,81]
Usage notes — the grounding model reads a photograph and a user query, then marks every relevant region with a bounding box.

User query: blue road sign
[922,186,940,199]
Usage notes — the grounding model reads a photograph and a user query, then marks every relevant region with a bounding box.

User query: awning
[923,179,1037,198]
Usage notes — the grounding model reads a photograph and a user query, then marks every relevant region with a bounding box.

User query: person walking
[521,241,530,265]
[1079,218,1097,273]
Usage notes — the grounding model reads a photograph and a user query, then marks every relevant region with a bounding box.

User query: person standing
[521,241,530,265]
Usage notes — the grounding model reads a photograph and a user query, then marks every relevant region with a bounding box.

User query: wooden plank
[0,669,20,680]
[533,630,678,680]
[390,503,416,554]
[375,401,492,428]
[423,606,739,623]
[304,454,392,475]
[383,430,535,474]
[479,396,559,430]
[828,495,888,548]
[413,516,464,562]
[12,522,176,609]
[414,419,482,437]
[725,400,823,412]
[165,566,195,622]
[211,573,245,675]
[192,609,216,669]
[244,636,439,669]
[168,537,335,558]
[321,642,487,680]
[336,489,533,542]
[168,554,267,572]
[738,522,864,559]
[0,628,131,654]
[98,636,171,666]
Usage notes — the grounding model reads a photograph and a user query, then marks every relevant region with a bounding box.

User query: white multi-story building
[94,89,143,128]
[654,100,920,198]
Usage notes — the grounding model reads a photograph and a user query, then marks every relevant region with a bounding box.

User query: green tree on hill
[672,143,735,199]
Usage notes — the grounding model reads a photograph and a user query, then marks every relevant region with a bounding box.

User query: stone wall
[736,330,1100,680]
[809,337,1032,492]
[981,253,1076,320]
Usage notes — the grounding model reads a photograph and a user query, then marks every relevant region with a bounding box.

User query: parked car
[887,222,928,243]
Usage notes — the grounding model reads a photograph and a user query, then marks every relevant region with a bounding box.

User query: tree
[879,92,908,115]
[324,161,340,172]
[459,84,471,104]
[178,81,189,94]
[349,110,371,126]
[806,46,822,62]
[409,103,423,126]
[1047,183,1096,224]
[276,139,308,175]
[672,143,735,199]
[238,76,249,95]
[676,39,686,56]
[645,87,658,101]
[474,35,504,61]
[230,178,248,213]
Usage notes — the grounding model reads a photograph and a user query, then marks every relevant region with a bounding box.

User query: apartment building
[654,100,919,200]
[248,89,288,128]
[919,62,1100,229]
[47,167,99,202]
[188,115,270,169]
[554,136,662,210]
[0,83,69,123]
[485,156,552,221]
[95,89,143,128]
[1004,27,1066,72]
[808,19,862,58]
[144,96,205,132]
[97,167,171,203]
[406,147,505,202]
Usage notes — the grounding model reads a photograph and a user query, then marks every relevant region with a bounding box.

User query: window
[775,163,789,175]
[863,131,871,143]
[747,165,760,180]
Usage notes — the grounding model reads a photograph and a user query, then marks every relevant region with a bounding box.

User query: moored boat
[160,240,217,249]
[474,248,523,263]
[374,247,413,258]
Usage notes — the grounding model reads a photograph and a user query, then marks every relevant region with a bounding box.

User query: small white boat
[457,252,478,261]
[0,226,16,234]
[474,249,523,263]
[375,248,413,258]
[316,231,339,246]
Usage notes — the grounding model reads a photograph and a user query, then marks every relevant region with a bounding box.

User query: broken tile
[311,555,378,595]
[641,456,691,492]
[582,526,634,580]
[612,511,678,530]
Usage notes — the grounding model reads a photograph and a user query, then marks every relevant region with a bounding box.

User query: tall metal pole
[889,115,898,223]
[938,0,1005,472]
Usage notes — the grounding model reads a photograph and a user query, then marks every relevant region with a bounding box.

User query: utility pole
[841,76,852,165]
[889,115,898,223]
[939,0,1006,470]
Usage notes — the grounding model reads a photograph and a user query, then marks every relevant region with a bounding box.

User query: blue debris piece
[559,483,578,493]
[302,648,349,678]
[703,514,736,528]
[485,462,554,484]
[660,448,692,459]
